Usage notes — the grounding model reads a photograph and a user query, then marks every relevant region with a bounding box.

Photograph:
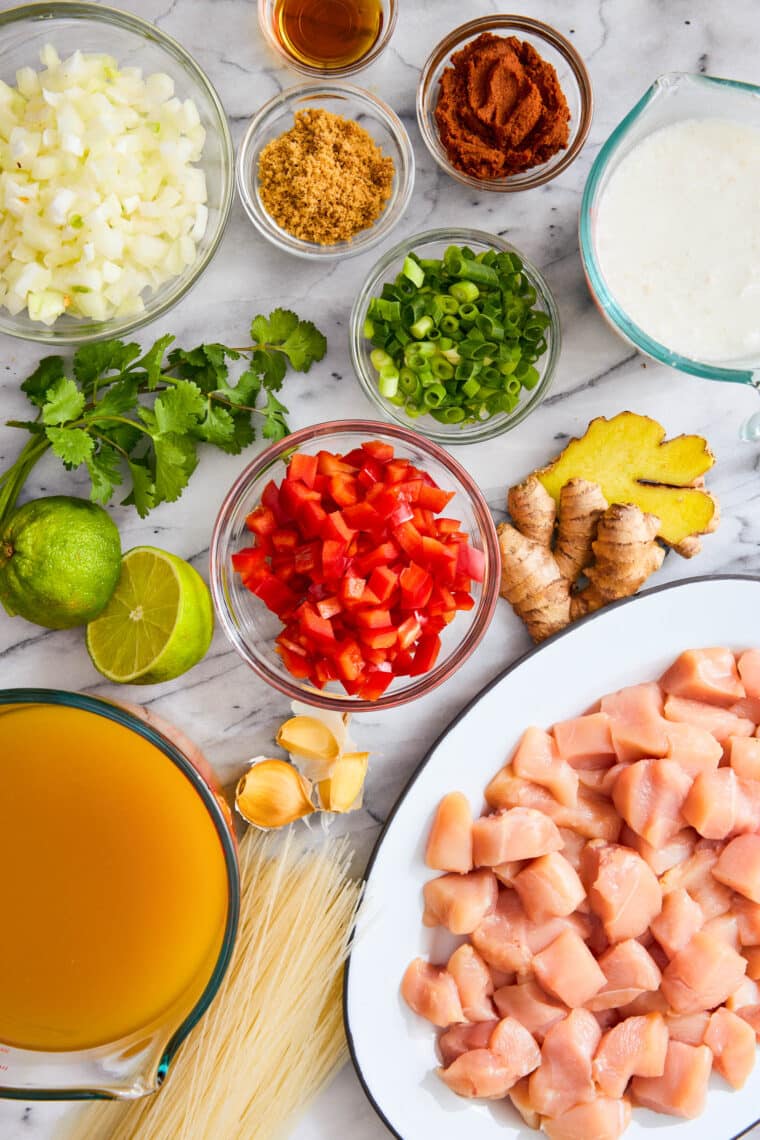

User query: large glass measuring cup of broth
[0,690,239,1100]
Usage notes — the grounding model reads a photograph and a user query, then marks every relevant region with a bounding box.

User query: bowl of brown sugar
[417,15,593,192]
[237,82,415,258]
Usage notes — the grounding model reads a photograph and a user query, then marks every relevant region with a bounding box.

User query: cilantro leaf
[167,344,234,394]
[279,319,327,371]
[194,402,236,448]
[21,356,65,408]
[251,348,287,392]
[42,378,85,425]
[262,390,290,442]
[87,444,122,505]
[91,377,139,419]
[122,460,156,518]
[153,432,198,503]
[45,426,94,467]
[230,414,255,453]
[136,333,175,390]
[154,380,205,435]
[102,422,143,455]
[73,340,141,390]
[251,308,299,345]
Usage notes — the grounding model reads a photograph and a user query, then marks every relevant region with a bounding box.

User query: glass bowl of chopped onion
[236,82,415,259]
[0,3,234,344]
[350,228,561,445]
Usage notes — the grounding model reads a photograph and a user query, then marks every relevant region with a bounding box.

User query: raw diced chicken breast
[528,1008,601,1117]
[660,930,747,1013]
[584,842,662,943]
[437,1047,526,1099]
[401,959,464,1026]
[744,946,760,979]
[492,860,525,886]
[493,979,567,1041]
[511,726,579,807]
[588,939,662,1010]
[526,909,591,955]
[542,1097,632,1140]
[438,1020,497,1066]
[617,989,669,1019]
[734,897,760,946]
[447,944,495,1022]
[660,647,745,707]
[703,913,740,950]
[563,788,623,842]
[513,852,586,921]
[593,1012,668,1098]
[689,875,733,921]
[731,696,760,723]
[704,1006,756,1089]
[665,1011,710,1045]
[472,890,532,973]
[508,1076,540,1129]
[682,768,741,839]
[422,869,498,934]
[425,792,473,873]
[664,722,723,777]
[738,649,760,699]
[593,1008,620,1033]
[553,712,616,769]
[726,977,760,1011]
[484,773,621,841]
[620,824,695,876]
[612,759,692,847]
[472,806,563,866]
[736,1004,760,1038]
[658,844,718,896]
[650,889,704,958]
[600,682,668,763]
[664,695,754,744]
[533,929,606,1008]
[489,1016,541,1071]
[714,834,760,903]
[632,1040,712,1118]
[728,736,760,781]
[558,827,587,871]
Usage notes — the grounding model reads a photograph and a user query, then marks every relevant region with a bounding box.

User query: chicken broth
[0,703,229,1052]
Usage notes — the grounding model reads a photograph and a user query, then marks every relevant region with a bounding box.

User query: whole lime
[0,496,122,629]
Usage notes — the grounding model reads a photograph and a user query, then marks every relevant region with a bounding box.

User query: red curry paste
[434,33,571,180]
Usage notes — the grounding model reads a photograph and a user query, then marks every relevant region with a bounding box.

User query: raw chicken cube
[493,979,566,1042]
[664,695,754,744]
[659,844,718,896]
[422,869,498,934]
[726,977,760,1012]
[542,1097,631,1140]
[682,768,741,839]
[472,890,532,973]
[612,759,692,847]
[472,806,563,866]
[660,929,747,1013]
[735,897,760,946]
[650,889,704,958]
[511,726,579,806]
[587,939,662,1011]
[704,1006,756,1089]
[484,773,621,841]
[702,912,740,950]
[600,682,668,763]
[584,841,662,943]
[620,824,695,877]
[492,859,525,886]
[447,944,495,1022]
[738,649,760,699]
[660,647,745,707]
[728,736,760,781]
[513,852,586,921]
[401,959,464,1026]
[438,1020,497,1066]
[508,1076,540,1129]
[425,792,473,873]
[689,874,734,921]
[489,1016,541,1071]
[743,945,760,979]
[593,1012,668,1098]
[713,834,760,902]
[664,721,722,777]
[632,1040,712,1118]
[553,712,616,769]
[533,929,606,1008]
[437,1048,526,1099]
[665,1011,710,1045]
[527,1009,601,1118]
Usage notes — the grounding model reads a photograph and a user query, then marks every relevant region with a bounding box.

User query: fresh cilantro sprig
[0,309,326,521]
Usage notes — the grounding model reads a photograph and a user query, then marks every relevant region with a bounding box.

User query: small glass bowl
[349,228,561,445]
[417,15,593,192]
[209,421,500,713]
[257,0,398,78]
[237,81,414,260]
[0,2,234,345]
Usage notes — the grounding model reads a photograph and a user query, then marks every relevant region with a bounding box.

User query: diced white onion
[0,45,209,326]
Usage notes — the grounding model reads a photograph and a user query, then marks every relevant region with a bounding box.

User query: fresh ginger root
[507,476,556,547]
[497,523,571,642]
[554,479,608,581]
[571,504,665,621]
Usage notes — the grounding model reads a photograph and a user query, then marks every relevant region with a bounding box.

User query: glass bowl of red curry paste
[417,16,592,191]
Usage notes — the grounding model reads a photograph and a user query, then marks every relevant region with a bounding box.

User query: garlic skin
[318,752,370,814]
[235,757,314,830]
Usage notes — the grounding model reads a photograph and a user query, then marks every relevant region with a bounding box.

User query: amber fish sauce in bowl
[259,0,397,76]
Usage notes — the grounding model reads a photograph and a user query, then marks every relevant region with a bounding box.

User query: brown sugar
[257,108,395,245]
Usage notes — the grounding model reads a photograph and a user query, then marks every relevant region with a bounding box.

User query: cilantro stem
[0,435,51,525]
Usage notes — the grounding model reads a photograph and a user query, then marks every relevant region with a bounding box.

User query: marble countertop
[1,0,760,1136]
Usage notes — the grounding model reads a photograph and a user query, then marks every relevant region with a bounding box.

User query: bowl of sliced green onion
[350,228,561,444]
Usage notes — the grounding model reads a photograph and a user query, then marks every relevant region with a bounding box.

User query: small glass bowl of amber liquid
[258,0,397,77]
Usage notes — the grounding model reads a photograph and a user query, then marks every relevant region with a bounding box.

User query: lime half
[86,546,214,685]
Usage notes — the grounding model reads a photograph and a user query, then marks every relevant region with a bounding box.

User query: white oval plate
[345,575,760,1140]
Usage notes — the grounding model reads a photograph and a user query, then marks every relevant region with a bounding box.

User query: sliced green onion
[402,255,425,287]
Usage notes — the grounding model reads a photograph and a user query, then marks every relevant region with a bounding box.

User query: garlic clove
[235,757,314,830]
[318,751,370,814]
[291,702,350,749]
[277,716,340,765]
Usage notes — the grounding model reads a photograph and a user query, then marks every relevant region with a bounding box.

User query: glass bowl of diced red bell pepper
[210,420,500,711]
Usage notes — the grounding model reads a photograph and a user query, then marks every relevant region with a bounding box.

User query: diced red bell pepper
[383,458,412,484]
[355,541,400,574]
[298,499,329,538]
[321,538,347,578]
[334,639,364,682]
[410,633,442,676]
[271,528,299,553]
[397,615,422,651]
[328,474,360,507]
[453,590,475,611]
[456,543,485,583]
[252,574,298,618]
[367,566,398,604]
[231,547,268,579]
[314,657,339,686]
[361,439,395,463]
[261,479,286,521]
[287,452,319,488]
[358,669,394,700]
[435,517,462,536]
[420,535,457,569]
[294,542,320,575]
[428,585,457,616]
[246,505,277,536]
[296,603,336,650]
[393,521,424,559]
[341,501,384,534]
[317,450,356,476]
[270,553,298,581]
[412,507,435,534]
[359,627,397,649]
[316,596,342,620]
[417,485,455,512]
[280,478,321,518]
[276,645,312,678]
[399,562,433,610]
[354,606,392,630]
[357,457,384,489]
[321,510,356,545]
[340,576,367,606]
[393,648,416,675]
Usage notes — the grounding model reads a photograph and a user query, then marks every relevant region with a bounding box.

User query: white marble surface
[1,0,760,1137]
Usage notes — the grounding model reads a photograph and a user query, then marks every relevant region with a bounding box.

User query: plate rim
[343,571,760,1140]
